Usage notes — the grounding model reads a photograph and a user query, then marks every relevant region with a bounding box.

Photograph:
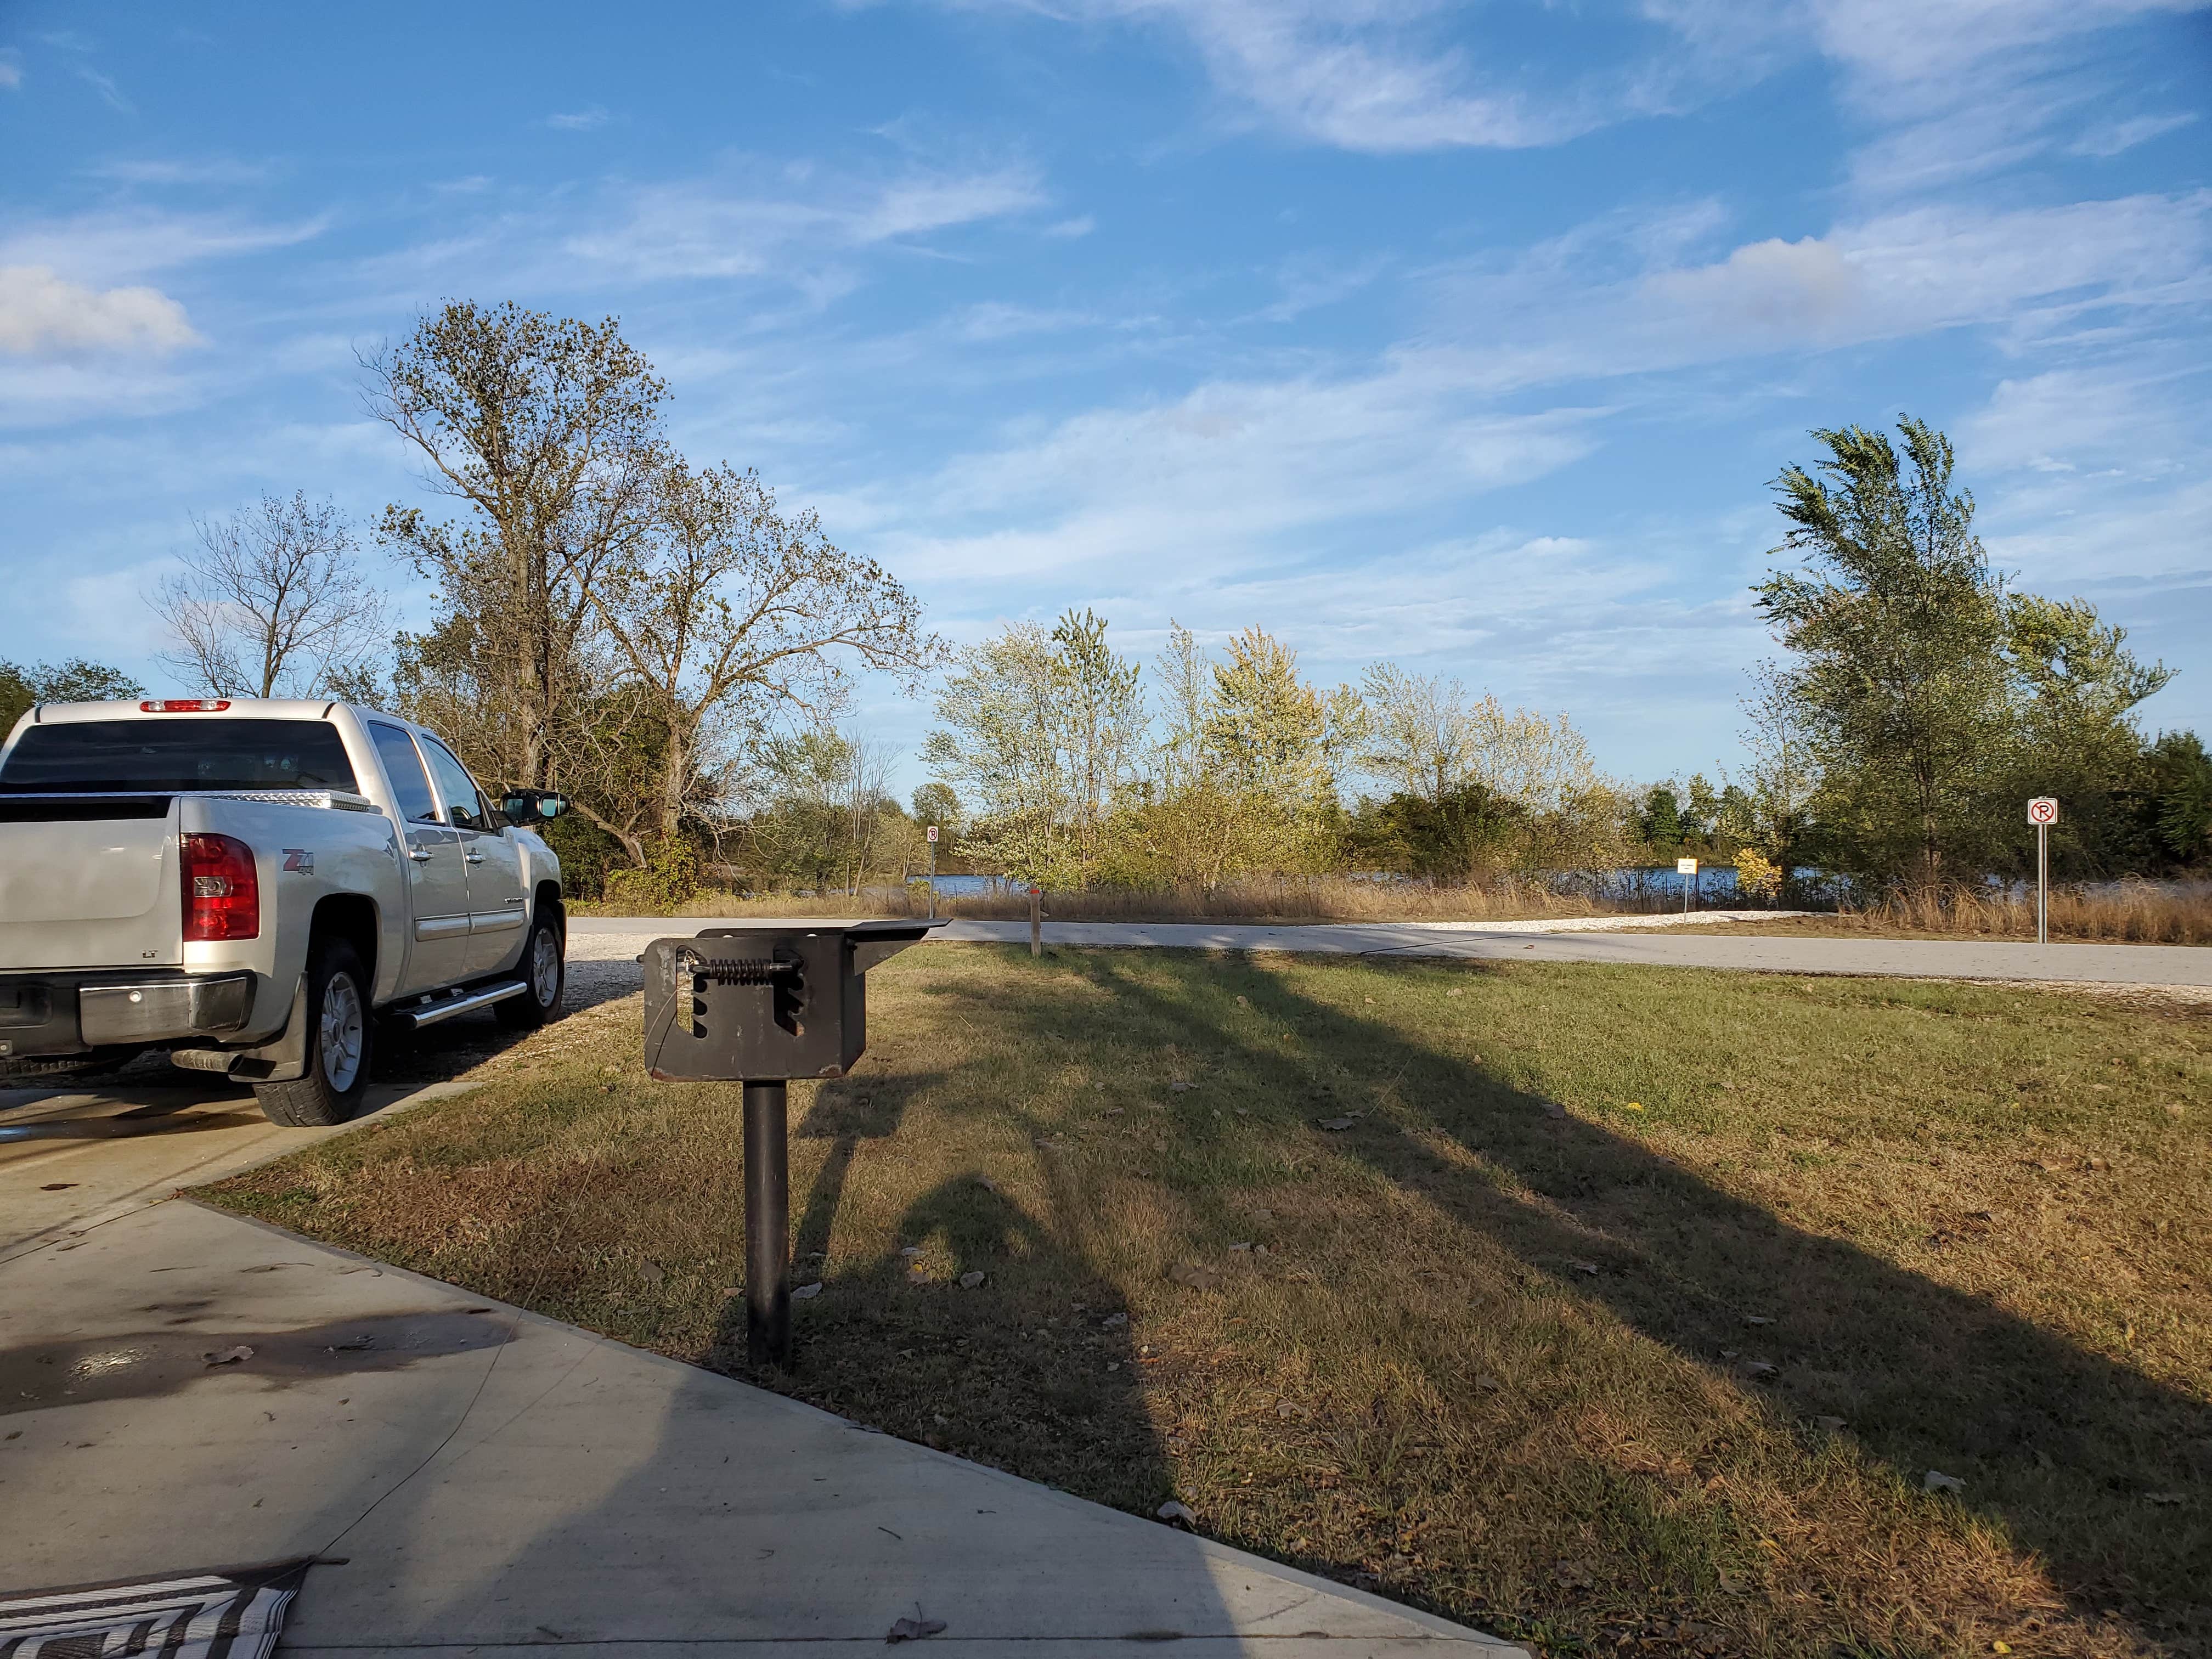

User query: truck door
[418,736,529,977]
[366,722,473,992]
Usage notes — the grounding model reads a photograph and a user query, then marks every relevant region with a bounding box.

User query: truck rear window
[0,719,359,794]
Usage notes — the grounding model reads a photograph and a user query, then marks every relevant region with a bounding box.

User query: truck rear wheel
[496,908,565,1029]
[254,939,373,1128]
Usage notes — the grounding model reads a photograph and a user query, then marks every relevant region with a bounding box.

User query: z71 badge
[281,849,314,873]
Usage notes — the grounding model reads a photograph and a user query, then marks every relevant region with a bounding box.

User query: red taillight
[140,699,232,713]
[182,833,259,941]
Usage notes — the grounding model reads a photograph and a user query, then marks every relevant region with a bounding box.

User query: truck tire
[495,907,565,1030]
[254,939,373,1128]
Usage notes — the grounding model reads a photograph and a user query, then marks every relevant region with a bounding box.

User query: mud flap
[170,975,309,1082]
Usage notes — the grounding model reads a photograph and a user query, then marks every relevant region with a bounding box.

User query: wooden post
[1029,886,1042,957]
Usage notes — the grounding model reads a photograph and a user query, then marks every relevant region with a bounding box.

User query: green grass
[204,947,2212,1657]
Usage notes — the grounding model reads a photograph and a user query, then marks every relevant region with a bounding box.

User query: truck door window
[421,737,491,833]
[368,724,441,824]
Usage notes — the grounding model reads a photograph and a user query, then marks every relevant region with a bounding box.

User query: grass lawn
[205,947,2210,1657]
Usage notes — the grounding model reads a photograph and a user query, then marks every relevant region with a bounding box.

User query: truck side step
[399,980,531,1029]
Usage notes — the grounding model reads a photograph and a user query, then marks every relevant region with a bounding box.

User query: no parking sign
[2028,797,2058,826]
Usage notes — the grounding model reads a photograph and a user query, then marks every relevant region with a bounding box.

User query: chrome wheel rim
[530,927,561,1005]
[320,972,365,1092]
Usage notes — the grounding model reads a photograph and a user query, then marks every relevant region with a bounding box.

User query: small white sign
[926,825,939,843]
[2027,797,2059,826]
[1676,857,1699,875]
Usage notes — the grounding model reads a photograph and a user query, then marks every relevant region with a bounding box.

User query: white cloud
[1806,0,2203,93]
[2070,111,2199,157]
[938,0,1756,154]
[1042,214,1096,239]
[564,162,1048,280]
[86,156,274,186]
[828,356,1601,584]
[546,105,610,131]
[0,52,22,89]
[75,67,132,113]
[0,266,201,357]
[1643,236,1865,335]
[1959,365,2200,478]
[1803,0,2211,198]
[1427,190,2212,391]
[0,208,328,284]
[1138,0,1587,151]
[1242,252,1390,324]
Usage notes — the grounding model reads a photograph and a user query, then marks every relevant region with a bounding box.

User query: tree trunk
[660,726,691,845]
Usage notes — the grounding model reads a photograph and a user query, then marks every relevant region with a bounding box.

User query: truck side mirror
[501,790,569,821]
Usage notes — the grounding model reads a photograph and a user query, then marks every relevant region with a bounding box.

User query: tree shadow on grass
[1009,949,2210,1653]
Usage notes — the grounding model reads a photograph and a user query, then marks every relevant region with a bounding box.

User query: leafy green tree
[1683,773,1720,842]
[736,726,903,894]
[1757,416,2016,885]
[2135,731,2212,867]
[1204,627,1363,806]
[1350,784,1528,881]
[1714,783,1758,851]
[1640,786,1684,849]
[911,781,961,835]
[1757,417,2172,884]
[1,658,145,736]
[923,610,1145,886]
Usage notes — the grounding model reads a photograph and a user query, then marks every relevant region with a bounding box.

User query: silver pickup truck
[0,698,566,1126]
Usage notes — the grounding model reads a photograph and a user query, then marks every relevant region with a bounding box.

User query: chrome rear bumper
[0,970,256,1057]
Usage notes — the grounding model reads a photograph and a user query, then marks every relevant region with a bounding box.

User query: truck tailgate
[0,797,183,969]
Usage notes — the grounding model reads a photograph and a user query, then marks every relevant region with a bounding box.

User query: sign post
[2027,798,2058,944]
[1676,856,1699,914]
[925,824,938,919]
[1029,886,1043,957]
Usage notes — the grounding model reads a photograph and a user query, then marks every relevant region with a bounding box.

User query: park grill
[640,919,942,1365]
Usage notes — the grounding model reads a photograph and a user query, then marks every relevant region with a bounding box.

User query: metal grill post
[743,1080,791,1368]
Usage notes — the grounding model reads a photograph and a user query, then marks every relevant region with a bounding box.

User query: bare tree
[593,460,944,844]
[150,493,389,698]
[362,301,666,790]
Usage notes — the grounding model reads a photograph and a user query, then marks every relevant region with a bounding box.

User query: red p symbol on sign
[2027,797,2058,825]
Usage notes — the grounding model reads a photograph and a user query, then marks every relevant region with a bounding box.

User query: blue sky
[3,1,2208,793]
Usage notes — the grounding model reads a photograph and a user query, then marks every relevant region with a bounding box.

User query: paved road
[0,1033,1510,1654]
[571,915,2212,988]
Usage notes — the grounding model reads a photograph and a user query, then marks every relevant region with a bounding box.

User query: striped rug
[0,1561,313,1659]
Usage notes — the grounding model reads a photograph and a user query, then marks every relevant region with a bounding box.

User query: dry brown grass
[1678,882,2212,947]
[205,950,2212,1657]
[1855,884,2212,945]
[571,876,1664,925]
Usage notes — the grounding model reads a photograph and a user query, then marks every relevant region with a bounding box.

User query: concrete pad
[1,1079,1514,1654]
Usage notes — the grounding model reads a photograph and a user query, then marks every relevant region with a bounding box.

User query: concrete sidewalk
[569,914,2212,988]
[1,1076,1513,1655]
